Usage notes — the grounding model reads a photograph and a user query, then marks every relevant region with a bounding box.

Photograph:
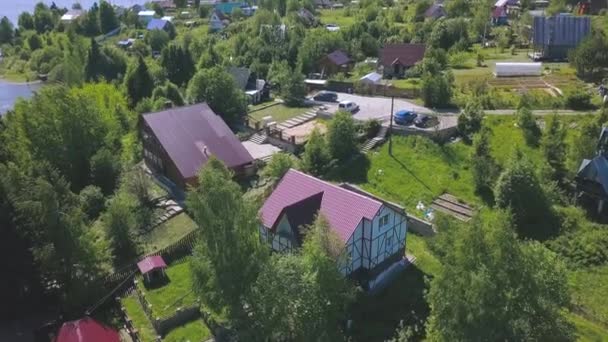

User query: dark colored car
[414,114,431,127]
[394,110,417,125]
[312,91,338,102]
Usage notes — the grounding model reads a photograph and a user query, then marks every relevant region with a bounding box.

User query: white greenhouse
[494,62,543,77]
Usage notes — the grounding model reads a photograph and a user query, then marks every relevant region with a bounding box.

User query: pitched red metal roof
[137,255,167,274]
[259,169,383,242]
[326,50,351,66]
[379,44,426,68]
[56,318,120,342]
[143,103,253,180]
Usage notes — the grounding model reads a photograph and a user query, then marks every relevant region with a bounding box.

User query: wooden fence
[103,229,200,290]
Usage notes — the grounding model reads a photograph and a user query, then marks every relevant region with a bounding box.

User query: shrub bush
[565,88,592,110]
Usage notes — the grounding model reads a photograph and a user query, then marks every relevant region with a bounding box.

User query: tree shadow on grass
[349,265,431,341]
[475,186,495,207]
[325,153,371,184]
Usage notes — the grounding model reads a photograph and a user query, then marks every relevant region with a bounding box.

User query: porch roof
[137,255,167,275]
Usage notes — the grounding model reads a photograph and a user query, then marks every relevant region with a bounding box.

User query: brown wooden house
[378,44,426,78]
[317,50,353,78]
[141,103,254,189]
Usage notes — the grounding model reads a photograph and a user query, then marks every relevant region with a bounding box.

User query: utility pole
[389,95,394,155]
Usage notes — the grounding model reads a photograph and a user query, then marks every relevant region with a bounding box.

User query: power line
[85,270,137,316]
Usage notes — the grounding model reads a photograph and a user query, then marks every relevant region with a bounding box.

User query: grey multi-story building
[532,14,591,60]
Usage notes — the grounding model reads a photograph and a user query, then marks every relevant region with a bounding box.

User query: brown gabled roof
[325,49,351,66]
[142,103,253,180]
[379,44,426,68]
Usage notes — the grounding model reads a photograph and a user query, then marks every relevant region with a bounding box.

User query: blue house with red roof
[258,169,409,290]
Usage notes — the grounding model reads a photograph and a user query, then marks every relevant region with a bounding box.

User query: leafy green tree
[421,71,454,108]
[249,215,354,340]
[264,153,296,179]
[0,163,43,317]
[18,12,34,30]
[457,99,484,142]
[27,34,42,51]
[152,2,165,16]
[13,165,111,313]
[298,28,344,74]
[50,35,88,86]
[301,128,330,176]
[471,127,499,195]
[0,16,14,44]
[81,2,100,36]
[146,29,170,52]
[428,18,470,51]
[3,83,131,191]
[327,111,358,161]
[99,0,119,33]
[494,150,557,239]
[102,193,140,266]
[79,185,105,221]
[281,67,307,107]
[160,43,196,87]
[426,211,573,341]
[267,59,291,92]
[33,3,55,33]
[125,56,154,107]
[84,39,127,81]
[517,96,541,146]
[186,67,247,124]
[84,38,103,81]
[541,115,567,185]
[152,82,185,106]
[187,157,267,323]
[413,0,432,21]
[90,148,121,195]
[569,32,608,81]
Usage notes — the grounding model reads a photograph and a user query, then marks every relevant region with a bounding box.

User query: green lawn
[163,319,211,342]
[570,312,608,342]
[569,266,608,327]
[407,234,441,276]
[328,135,477,213]
[121,295,158,342]
[137,259,199,318]
[319,8,357,28]
[248,103,310,123]
[141,213,198,254]
[390,78,421,90]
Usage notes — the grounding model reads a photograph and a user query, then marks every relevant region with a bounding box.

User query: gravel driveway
[321,92,433,123]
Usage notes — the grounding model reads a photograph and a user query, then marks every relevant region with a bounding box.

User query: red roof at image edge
[56,318,120,342]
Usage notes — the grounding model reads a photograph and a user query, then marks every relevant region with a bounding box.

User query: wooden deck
[430,193,474,221]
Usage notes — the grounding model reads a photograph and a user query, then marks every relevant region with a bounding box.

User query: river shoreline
[0,78,43,86]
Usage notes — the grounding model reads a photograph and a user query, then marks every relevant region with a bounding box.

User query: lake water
[0,80,42,114]
[0,0,142,25]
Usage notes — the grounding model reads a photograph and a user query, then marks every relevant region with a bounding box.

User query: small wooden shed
[137,255,168,284]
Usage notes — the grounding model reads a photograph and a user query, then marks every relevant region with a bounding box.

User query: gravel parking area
[320,93,433,123]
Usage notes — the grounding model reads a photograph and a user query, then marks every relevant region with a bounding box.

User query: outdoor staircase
[361,126,389,153]
[276,108,319,130]
[248,132,268,144]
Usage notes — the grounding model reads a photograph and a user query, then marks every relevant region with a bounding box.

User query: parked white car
[338,101,359,113]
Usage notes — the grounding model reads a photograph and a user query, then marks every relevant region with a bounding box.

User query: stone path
[276,108,319,130]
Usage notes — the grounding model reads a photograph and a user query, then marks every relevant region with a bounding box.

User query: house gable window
[379,214,390,227]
